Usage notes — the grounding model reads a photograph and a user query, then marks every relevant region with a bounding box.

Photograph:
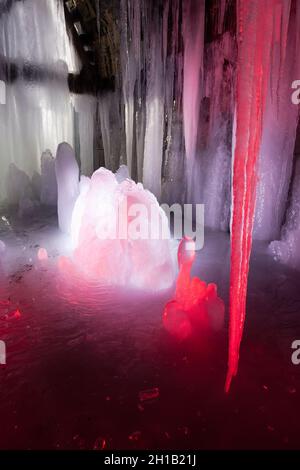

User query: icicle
[120,0,136,176]
[161,0,185,204]
[182,0,205,164]
[142,1,166,198]
[226,0,279,392]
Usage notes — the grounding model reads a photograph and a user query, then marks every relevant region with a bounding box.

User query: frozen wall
[0,0,95,201]
[254,0,300,241]
[117,0,233,216]
[118,0,186,201]
[116,0,300,248]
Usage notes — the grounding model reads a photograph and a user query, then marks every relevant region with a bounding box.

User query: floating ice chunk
[55,142,79,234]
[40,150,57,206]
[115,165,130,183]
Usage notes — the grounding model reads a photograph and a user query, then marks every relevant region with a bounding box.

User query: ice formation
[70,166,176,290]
[254,0,300,240]
[55,142,79,234]
[226,0,280,392]
[270,159,300,269]
[118,0,186,199]
[1,0,300,391]
[40,150,57,206]
[6,163,32,206]
[163,237,224,340]
[5,149,59,216]
[0,0,95,201]
[182,0,205,202]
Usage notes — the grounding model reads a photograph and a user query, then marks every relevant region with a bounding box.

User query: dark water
[0,208,300,449]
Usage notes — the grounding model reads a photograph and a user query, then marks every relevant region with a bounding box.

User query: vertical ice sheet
[97,90,124,172]
[119,0,185,201]
[142,1,165,199]
[182,0,205,163]
[0,0,94,201]
[182,0,205,202]
[253,0,300,241]
[73,95,97,177]
[192,32,236,230]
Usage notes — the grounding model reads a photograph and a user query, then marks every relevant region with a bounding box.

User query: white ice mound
[55,142,79,234]
[70,167,176,290]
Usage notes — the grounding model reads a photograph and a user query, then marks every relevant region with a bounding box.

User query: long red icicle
[226,0,281,392]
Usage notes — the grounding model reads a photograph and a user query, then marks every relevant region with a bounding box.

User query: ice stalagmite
[226,0,280,392]
[55,143,79,234]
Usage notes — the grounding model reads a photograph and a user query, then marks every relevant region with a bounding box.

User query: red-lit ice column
[225,0,279,391]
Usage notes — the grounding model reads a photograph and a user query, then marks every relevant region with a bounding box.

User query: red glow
[226,0,277,392]
[139,387,160,403]
[37,247,48,261]
[163,237,224,340]
[5,309,21,320]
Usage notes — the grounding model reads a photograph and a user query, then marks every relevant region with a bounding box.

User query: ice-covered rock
[31,171,42,200]
[18,191,39,218]
[6,162,40,217]
[40,150,57,206]
[55,142,79,234]
[6,163,32,206]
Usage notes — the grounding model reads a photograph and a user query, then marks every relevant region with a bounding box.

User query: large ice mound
[70,166,176,290]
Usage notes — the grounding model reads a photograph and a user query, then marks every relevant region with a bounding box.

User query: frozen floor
[0,206,300,450]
